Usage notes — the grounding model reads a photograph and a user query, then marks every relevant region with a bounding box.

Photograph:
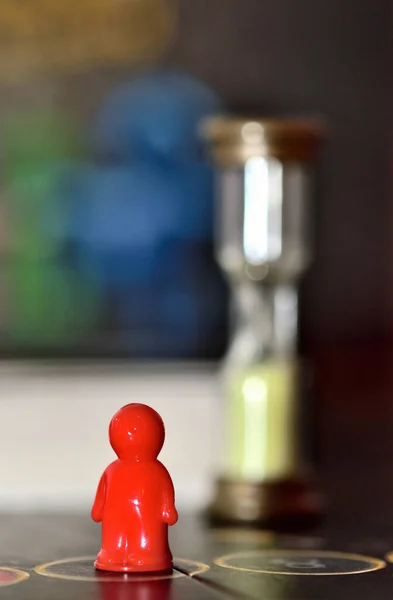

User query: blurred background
[0,0,391,515]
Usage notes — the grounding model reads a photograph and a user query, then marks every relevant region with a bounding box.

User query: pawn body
[92,403,178,572]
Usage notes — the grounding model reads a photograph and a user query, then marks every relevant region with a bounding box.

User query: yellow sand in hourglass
[224,360,299,482]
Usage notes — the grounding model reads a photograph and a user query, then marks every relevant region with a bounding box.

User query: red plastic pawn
[92,403,178,572]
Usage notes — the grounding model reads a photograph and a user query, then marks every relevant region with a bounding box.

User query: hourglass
[202,116,325,527]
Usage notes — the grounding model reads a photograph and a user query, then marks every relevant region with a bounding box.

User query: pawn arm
[91,473,107,523]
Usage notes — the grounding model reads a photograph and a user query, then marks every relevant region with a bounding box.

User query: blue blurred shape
[168,161,215,241]
[71,164,173,245]
[69,163,182,287]
[94,70,222,161]
[160,285,201,356]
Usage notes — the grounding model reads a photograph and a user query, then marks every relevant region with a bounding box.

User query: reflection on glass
[243,157,283,265]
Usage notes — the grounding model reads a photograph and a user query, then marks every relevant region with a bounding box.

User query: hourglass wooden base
[207,475,324,530]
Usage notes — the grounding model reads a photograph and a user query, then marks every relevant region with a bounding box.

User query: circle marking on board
[34,556,209,582]
[0,567,29,586]
[214,549,386,576]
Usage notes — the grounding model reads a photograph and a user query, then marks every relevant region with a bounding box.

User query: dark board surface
[1,496,393,600]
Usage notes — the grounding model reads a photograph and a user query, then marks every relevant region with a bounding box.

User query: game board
[0,499,392,600]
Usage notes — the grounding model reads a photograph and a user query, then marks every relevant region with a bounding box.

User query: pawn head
[109,403,165,460]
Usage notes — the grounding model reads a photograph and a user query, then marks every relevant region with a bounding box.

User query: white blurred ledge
[0,362,221,512]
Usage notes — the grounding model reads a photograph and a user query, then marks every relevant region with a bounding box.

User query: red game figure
[92,403,178,572]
